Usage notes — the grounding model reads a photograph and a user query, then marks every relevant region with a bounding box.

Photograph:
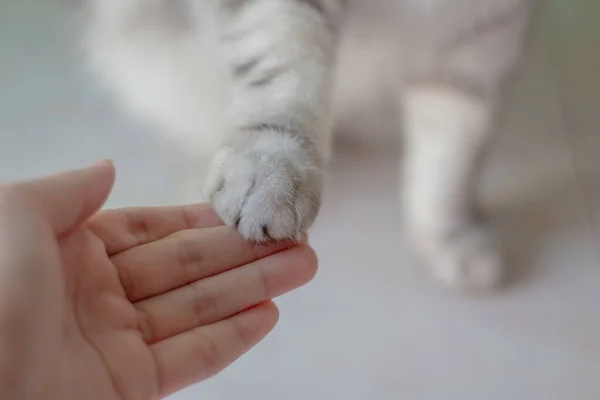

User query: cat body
[81,0,538,291]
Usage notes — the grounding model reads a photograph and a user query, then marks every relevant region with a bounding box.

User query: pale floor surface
[1,1,599,399]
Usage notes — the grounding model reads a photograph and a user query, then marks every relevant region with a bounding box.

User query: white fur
[80,0,536,291]
[205,132,323,241]
[402,86,501,291]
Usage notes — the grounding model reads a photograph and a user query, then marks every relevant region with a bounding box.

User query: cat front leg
[401,82,502,292]
[206,0,344,241]
[399,2,535,292]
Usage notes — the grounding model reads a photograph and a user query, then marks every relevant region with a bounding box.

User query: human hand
[0,161,317,400]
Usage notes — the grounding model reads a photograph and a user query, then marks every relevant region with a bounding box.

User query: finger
[88,203,223,256]
[6,160,115,235]
[135,245,317,344]
[153,301,278,397]
[113,225,297,301]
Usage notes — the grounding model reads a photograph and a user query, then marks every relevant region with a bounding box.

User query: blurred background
[1,0,599,399]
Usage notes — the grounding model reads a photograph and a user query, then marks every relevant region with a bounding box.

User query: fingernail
[90,159,114,168]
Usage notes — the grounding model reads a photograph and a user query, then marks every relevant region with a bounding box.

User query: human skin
[0,161,317,400]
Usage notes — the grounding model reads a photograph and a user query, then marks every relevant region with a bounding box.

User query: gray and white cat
[80,0,538,292]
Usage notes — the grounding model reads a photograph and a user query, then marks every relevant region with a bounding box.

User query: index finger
[88,203,223,255]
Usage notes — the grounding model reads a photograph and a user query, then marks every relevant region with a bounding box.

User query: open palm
[0,162,316,400]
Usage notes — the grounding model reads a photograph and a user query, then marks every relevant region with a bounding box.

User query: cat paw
[204,135,323,242]
[412,223,503,293]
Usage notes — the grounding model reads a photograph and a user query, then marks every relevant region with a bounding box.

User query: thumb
[16,160,116,234]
